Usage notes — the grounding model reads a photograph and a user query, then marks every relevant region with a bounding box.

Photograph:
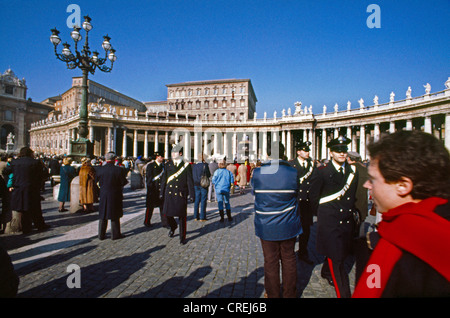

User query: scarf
[353,197,450,297]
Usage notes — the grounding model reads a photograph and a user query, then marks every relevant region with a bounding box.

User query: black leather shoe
[168,230,175,237]
[180,239,187,245]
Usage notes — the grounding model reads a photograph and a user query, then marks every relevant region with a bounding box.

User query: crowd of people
[1,129,449,298]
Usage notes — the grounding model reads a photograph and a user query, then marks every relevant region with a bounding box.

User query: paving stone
[0,181,375,298]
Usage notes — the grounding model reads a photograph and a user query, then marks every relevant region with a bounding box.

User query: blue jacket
[192,162,211,186]
[212,168,234,194]
[251,160,302,241]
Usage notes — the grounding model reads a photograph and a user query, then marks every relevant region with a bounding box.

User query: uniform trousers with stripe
[321,257,351,298]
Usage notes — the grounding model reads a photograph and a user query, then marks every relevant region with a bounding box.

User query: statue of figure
[309,105,312,114]
[347,101,351,111]
[97,97,105,107]
[263,112,267,120]
[334,103,338,113]
[6,132,14,144]
[287,108,291,116]
[445,77,450,89]
[273,111,277,118]
[390,91,395,103]
[358,98,364,108]
[406,86,412,99]
[304,105,308,114]
[424,83,431,94]
[323,105,327,114]
[373,95,379,105]
[294,101,302,114]
[282,109,286,117]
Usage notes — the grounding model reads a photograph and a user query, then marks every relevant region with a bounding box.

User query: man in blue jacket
[251,141,302,298]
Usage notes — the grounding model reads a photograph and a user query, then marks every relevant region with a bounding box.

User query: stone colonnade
[29,84,450,162]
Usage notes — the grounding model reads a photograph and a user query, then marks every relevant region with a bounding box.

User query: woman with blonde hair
[79,158,98,213]
[58,157,77,212]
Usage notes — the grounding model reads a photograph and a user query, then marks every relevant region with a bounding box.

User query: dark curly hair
[367,130,450,200]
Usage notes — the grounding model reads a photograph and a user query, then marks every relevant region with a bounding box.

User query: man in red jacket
[353,131,450,297]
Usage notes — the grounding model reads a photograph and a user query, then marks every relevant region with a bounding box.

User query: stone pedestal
[53,184,60,201]
[130,171,143,190]
[70,176,81,213]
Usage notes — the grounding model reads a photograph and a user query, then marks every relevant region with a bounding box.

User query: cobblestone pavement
[1,181,373,298]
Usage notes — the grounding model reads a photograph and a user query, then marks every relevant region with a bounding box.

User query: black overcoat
[146,161,164,208]
[10,157,42,213]
[289,157,315,226]
[160,160,195,217]
[95,163,128,220]
[309,162,359,261]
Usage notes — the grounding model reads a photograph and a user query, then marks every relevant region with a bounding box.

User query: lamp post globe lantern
[50,16,117,160]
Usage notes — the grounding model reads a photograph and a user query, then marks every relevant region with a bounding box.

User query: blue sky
[1,0,449,116]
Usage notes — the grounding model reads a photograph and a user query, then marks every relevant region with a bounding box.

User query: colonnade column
[154,131,159,153]
[144,130,148,158]
[107,127,112,153]
[360,125,366,160]
[252,131,257,161]
[347,126,353,152]
[374,123,380,142]
[194,131,200,161]
[424,116,432,134]
[184,131,191,161]
[122,129,127,158]
[164,131,169,159]
[133,129,138,158]
[286,130,291,160]
[445,113,450,151]
[321,129,327,160]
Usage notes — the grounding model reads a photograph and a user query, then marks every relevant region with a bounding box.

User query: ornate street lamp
[50,15,117,160]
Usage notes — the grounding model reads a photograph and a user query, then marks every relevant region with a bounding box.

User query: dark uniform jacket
[160,160,195,217]
[289,157,315,226]
[95,162,128,220]
[309,162,359,261]
[146,161,164,208]
[10,157,42,213]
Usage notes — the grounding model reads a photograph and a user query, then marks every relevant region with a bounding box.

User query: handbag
[200,165,210,188]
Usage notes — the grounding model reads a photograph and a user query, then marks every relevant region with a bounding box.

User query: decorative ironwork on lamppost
[50,15,117,160]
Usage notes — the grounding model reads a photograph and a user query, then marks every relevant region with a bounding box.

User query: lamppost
[50,15,117,160]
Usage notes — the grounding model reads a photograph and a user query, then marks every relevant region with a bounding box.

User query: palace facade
[0,69,53,151]
[29,76,450,162]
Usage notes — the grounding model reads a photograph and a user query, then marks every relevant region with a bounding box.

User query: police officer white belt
[299,166,313,184]
[319,165,356,205]
[152,170,164,182]
[167,162,189,184]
